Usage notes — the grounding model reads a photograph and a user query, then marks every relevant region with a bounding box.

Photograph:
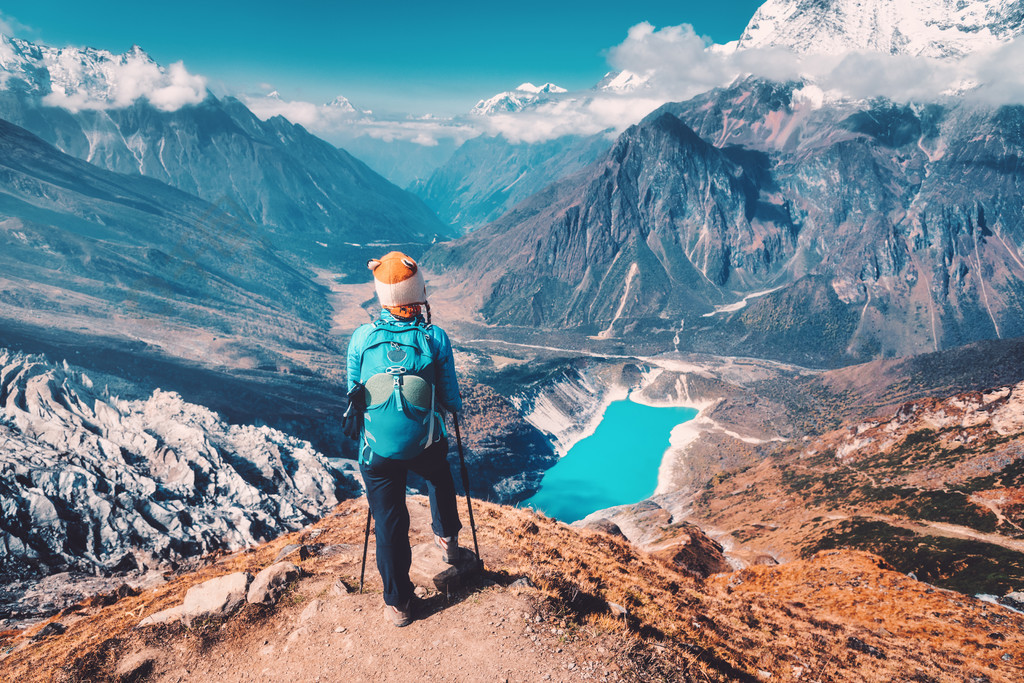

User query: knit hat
[367,251,429,320]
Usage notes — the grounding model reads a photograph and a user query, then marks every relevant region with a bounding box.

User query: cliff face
[427,80,1024,365]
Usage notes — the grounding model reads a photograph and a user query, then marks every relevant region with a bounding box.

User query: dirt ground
[131,499,625,683]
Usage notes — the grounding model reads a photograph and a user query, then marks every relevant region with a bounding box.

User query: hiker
[345,251,463,627]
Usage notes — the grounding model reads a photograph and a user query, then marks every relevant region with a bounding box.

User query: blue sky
[1,1,764,114]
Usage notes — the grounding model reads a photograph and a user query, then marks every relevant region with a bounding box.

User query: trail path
[146,499,622,683]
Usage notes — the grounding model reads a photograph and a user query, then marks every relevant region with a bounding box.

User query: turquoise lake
[524,399,698,523]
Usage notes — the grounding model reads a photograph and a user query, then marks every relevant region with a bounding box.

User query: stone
[579,518,626,538]
[299,599,324,623]
[409,542,480,592]
[606,601,628,617]
[274,544,310,563]
[330,579,351,597]
[137,604,185,628]
[182,572,252,626]
[114,648,162,683]
[999,591,1024,611]
[30,621,66,641]
[247,562,300,605]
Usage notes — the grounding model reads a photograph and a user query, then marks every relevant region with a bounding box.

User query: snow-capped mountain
[0,35,450,269]
[737,0,1024,58]
[470,82,567,116]
[0,34,205,110]
[595,70,649,93]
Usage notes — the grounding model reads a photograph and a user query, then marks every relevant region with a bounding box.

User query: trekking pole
[452,412,482,569]
[358,505,371,593]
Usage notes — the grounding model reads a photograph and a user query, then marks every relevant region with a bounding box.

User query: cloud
[605,21,1024,108]
[241,93,479,147]
[41,49,207,112]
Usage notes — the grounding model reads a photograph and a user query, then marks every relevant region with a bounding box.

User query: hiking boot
[434,534,459,564]
[388,598,413,627]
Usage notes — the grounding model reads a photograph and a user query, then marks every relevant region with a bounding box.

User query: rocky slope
[0,348,355,625]
[412,132,610,232]
[0,36,451,270]
[2,497,1022,682]
[427,80,1024,365]
[0,116,331,360]
[681,373,1024,597]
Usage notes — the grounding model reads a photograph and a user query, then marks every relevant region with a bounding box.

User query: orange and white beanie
[367,251,430,321]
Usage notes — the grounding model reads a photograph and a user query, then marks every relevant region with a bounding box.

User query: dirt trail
[143,498,622,683]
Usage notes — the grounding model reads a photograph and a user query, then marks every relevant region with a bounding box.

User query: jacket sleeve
[431,326,462,413]
[346,324,370,392]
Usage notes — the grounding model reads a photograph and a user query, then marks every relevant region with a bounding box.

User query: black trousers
[360,436,462,606]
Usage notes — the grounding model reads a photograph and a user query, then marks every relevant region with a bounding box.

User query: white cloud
[605,22,1024,109]
[241,93,479,147]
[40,48,207,112]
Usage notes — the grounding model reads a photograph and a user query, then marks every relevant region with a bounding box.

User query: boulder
[114,648,162,683]
[137,604,184,628]
[247,562,301,605]
[274,544,310,563]
[182,572,252,626]
[999,591,1024,611]
[299,598,324,623]
[409,542,480,592]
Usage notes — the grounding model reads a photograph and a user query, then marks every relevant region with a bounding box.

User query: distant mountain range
[427,78,1024,365]
[0,35,450,271]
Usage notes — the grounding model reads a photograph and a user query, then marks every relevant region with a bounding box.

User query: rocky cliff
[427,80,1024,365]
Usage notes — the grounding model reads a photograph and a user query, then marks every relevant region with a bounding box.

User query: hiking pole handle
[452,412,481,568]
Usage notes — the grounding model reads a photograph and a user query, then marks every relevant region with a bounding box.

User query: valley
[2,1,1024,678]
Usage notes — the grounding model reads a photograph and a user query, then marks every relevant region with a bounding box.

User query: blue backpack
[357,320,439,461]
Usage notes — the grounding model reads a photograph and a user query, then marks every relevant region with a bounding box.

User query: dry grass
[3,498,1023,682]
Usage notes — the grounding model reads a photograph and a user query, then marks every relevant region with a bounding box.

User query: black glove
[342,382,366,441]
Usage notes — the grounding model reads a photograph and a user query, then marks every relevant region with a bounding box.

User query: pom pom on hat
[367,251,427,309]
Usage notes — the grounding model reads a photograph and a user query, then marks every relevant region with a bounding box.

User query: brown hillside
[2,497,1022,682]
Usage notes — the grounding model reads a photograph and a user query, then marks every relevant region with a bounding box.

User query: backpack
[357,320,439,460]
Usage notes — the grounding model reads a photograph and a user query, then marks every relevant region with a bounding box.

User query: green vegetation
[804,518,1024,596]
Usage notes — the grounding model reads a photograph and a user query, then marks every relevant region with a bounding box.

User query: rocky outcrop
[446,381,558,503]
[578,500,731,578]
[247,562,300,605]
[0,348,354,581]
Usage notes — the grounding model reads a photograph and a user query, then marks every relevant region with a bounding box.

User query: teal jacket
[346,310,462,414]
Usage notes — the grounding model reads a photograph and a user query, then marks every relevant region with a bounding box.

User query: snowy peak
[595,70,649,93]
[470,81,567,115]
[0,34,206,111]
[515,82,567,94]
[738,0,1024,58]
[327,94,357,112]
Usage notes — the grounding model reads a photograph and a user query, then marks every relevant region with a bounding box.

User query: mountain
[686,374,1024,597]
[426,79,1024,365]
[470,82,567,116]
[0,35,451,270]
[737,0,1024,57]
[0,116,332,355]
[411,132,611,231]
